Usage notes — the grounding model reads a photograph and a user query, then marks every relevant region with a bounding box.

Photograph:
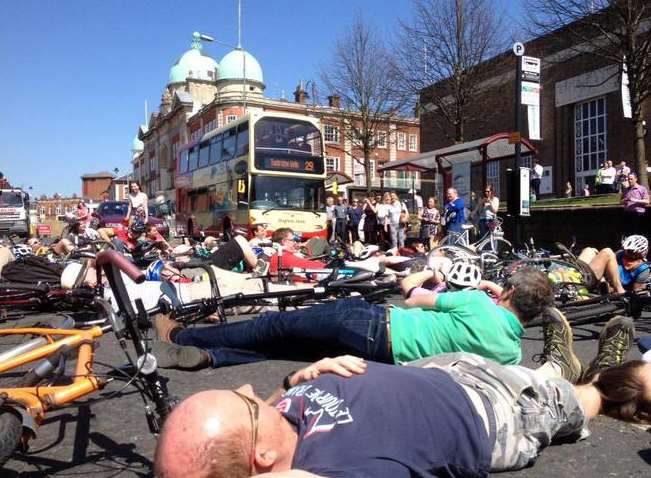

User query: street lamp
[198,0,248,113]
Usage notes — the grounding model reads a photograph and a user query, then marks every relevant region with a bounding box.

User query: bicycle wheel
[475,236,512,257]
[0,408,22,466]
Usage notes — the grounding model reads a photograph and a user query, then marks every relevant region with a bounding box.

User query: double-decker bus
[176,112,327,239]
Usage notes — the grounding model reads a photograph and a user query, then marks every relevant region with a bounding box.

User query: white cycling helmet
[358,244,380,260]
[622,235,648,258]
[61,262,84,289]
[446,262,482,291]
[11,244,32,260]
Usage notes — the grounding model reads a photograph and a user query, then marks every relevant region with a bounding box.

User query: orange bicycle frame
[0,325,108,431]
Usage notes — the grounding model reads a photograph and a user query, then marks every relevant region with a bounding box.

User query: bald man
[153,347,628,478]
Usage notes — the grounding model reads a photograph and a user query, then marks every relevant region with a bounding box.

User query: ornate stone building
[135,32,421,209]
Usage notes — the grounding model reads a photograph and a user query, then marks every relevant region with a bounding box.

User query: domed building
[216,48,265,100]
[133,31,420,227]
[165,32,220,108]
[168,32,219,85]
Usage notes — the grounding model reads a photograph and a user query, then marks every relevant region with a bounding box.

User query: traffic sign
[508,132,521,144]
[512,42,525,56]
[36,224,52,235]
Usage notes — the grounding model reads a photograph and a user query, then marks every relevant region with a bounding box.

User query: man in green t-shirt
[153,268,554,370]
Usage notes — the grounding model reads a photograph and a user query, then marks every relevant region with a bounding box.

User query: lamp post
[199,30,248,114]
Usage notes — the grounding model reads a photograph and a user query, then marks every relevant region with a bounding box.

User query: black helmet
[129,220,146,234]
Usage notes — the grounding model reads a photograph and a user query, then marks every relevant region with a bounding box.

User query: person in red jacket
[269,228,326,276]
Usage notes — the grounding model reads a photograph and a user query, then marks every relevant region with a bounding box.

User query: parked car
[94,201,170,238]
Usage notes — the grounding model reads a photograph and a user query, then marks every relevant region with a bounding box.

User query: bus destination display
[258,156,324,174]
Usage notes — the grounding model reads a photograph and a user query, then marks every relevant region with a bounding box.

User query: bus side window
[209,134,223,164]
[236,121,249,157]
[179,150,189,173]
[199,142,210,168]
[189,147,199,171]
[223,129,236,161]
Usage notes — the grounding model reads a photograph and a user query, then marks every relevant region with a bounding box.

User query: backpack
[1,255,64,286]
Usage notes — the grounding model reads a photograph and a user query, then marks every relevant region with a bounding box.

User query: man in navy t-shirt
[155,356,492,478]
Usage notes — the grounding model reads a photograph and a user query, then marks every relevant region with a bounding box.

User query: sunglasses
[233,390,259,475]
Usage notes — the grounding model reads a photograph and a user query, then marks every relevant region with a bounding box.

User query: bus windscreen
[254,118,324,174]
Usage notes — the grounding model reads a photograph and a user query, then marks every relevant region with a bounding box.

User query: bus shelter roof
[379,132,538,172]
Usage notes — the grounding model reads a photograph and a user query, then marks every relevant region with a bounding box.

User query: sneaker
[583,315,634,381]
[154,313,183,343]
[151,341,211,370]
[537,307,583,383]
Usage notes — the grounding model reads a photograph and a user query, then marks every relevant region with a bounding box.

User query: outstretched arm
[266,355,367,404]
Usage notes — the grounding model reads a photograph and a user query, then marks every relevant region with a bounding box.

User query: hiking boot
[583,316,634,382]
[151,341,211,370]
[537,307,583,383]
[154,313,183,343]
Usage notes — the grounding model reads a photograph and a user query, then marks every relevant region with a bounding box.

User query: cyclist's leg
[173,297,391,366]
[588,248,624,293]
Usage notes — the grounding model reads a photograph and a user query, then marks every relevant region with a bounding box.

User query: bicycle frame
[0,324,108,435]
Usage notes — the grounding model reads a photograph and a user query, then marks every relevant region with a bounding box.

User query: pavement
[1,300,651,477]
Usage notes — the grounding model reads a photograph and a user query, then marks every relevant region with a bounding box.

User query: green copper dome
[168,32,219,84]
[218,49,264,84]
[132,134,144,152]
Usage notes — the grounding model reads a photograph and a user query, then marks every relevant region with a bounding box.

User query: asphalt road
[1,300,650,477]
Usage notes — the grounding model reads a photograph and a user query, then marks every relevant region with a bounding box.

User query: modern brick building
[133,32,420,209]
[418,18,651,199]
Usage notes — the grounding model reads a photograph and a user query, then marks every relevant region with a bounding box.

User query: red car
[94,201,170,238]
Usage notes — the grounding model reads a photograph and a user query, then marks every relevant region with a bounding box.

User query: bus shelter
[380,133,538,204]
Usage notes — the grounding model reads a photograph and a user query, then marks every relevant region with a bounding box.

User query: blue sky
[0,0,523,197]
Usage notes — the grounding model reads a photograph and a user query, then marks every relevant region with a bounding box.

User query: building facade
[81,172,115,201]
[134,32,420,209]
[419,21,651,199]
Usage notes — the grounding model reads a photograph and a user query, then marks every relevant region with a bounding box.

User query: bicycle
[0,250,183,466]
[438,217,512,257]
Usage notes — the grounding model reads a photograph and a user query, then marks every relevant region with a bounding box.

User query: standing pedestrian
[126,181,149,225]
[621,172,649,235]
[389,192,404,249]
[325,196,335,242]
[377,192,391,250]
[583,184,591,197]
[475,184,500,238]
[443,188,465,234]
[419,196,441,249]
[530,159,543,199]
[333,196,348,244]
[616,160,631,192]
[347,198,363,244]
[362,194,378,245]
[564,181,573,198]
[600,160,617,193]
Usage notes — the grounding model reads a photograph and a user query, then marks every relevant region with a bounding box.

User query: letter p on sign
[513,42,525,56]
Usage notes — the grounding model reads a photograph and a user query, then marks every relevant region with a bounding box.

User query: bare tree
[321,16,406,193]
[393,0,508,143]
[524,0,651,186]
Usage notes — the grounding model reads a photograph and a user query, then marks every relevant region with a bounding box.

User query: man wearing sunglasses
[155,337,644,478]
[576,234,650,294]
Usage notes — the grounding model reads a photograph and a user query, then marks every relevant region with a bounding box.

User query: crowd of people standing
[325,185,501,251]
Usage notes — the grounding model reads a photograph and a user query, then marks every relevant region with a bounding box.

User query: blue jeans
[174,298,392,367]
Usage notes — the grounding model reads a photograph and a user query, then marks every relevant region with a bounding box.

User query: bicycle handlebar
[96,250,145,284]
